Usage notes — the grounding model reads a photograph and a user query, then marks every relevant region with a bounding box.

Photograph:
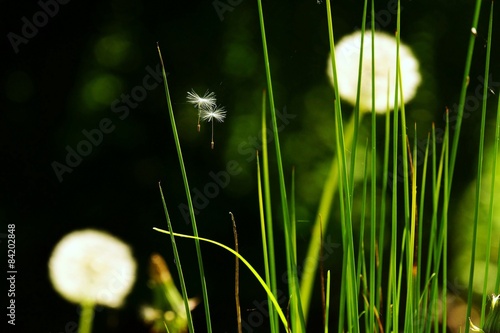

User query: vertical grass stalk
[477,1,494,324]
[158,184,195,333]
[257,1,305,330]
[157,44,212,332]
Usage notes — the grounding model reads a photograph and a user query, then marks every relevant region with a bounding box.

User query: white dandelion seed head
[48,229,137,308]
[327,30,421,113]
[186,89,217,110]
[201,105,227,123]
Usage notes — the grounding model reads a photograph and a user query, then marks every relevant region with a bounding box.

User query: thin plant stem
[157,43,212,332]
[478,1,494,324]
[230,212,242,333]
[260,89,279,332]
[77,302,95,333]
[324,270,331,333]
[158,183,195,333]
[257,0,305,330]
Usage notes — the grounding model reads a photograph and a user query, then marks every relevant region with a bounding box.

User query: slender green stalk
[300,110,356,321]
[359,138,370,331]
[77,302,95,333]
[256,152,278,333]
[386,2,401,329]
[493,43,500,296]
[442,108,450,333]
[356,139,369,298]
[153,228,291,332]
[448,0,483,193]
[260,90,279,333]
[369,1,376,330]
[348,0,369,196]
[440,4,482,333]
[377,73,392,315]
[417,133,431,330]
[291,168,297,265]
[404,125,417,333]
[257,1,305,330]
[324,0,358,330]
[478,2,494,324]
[156,44,212,331]
[158,183,195,333]
[324,270,331,333]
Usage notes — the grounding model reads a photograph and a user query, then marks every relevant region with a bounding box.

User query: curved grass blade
[153,227,291,332]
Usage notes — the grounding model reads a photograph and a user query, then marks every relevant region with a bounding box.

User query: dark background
[2,0,499,332]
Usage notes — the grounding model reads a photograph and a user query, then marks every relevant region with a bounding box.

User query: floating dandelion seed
[201,105,226,149]
[327,30,421,113]
[186,89,217,131]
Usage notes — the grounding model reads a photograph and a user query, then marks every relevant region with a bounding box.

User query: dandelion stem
[77,302,95,333]
[211,120,215,149]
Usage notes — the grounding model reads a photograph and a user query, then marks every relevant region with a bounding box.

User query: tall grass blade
[158,183,195,333]
[257,1,305,330]
[324,270,331,333]
[257,151,279,333]
[156,44,212,331]
[477,2,494,325]
[324,0,358,330]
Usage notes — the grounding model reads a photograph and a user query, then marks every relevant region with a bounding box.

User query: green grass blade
[260,89,279,333]
[324,270,331,333]
[156,44,212,331]
[153,227,291,332]
[257,1,305,330]
[158,183,195,333]
[348,0,369,196]
[377,73,392,314]
[448,0,483,194]
[477,2,494,325]
[442,107,450,333]
[257,152,279,333]
[417,132,431,331]
[368,1,377,330]
[324,0,358,330]
[359,138,370,330]
[493,32,500,295]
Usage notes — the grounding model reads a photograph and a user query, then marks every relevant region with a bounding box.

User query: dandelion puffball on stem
[186,89,217,132]
[327,30,421,113]
[48,229,137,308]
[201,105,226,149]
